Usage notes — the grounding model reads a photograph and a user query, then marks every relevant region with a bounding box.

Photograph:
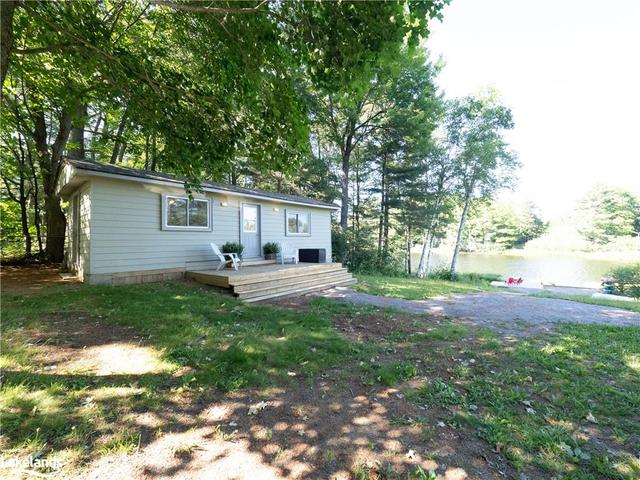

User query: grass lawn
[1,281,359,472]
[532,292,640,313]
[1,279,639,479]
[354,273,497,300]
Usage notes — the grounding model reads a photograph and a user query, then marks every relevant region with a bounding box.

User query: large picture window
[162,195,211,230]
[286,211,310,235]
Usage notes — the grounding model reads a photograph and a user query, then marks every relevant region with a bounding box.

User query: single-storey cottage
[57,159,341,290]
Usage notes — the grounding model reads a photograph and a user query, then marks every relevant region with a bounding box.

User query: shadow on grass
[2,280,639,479]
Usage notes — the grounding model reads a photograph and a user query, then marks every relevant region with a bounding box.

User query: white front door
[241,204,261,258]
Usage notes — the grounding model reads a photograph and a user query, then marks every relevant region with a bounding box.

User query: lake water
[412,251,634,287]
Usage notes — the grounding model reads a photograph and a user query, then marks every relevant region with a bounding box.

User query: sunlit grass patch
[354,273,495,300]
[96,428,140,455]
[361,361,418,387]
[531,292,640,313]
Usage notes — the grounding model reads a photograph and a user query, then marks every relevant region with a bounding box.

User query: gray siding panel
[89,178,333,275]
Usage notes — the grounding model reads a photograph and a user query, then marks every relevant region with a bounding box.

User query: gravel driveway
[319,288,640,335]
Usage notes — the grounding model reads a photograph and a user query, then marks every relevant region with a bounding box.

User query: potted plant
[221,242,244,267]
[263,242,280,260]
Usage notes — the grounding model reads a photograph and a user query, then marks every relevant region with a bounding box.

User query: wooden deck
[186,262,356,302]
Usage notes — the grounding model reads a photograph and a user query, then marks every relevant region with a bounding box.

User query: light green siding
[87,177,333,277]
[66,182,91,280]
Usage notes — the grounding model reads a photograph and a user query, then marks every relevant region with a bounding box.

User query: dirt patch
[1,265,79,294]
[69,373,512,480]
[21,313,171,376]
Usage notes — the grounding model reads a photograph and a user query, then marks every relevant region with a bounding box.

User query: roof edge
[63,158,340,210]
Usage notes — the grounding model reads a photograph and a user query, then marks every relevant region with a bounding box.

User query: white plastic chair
[211,242,241,271]
[279,242,298,264]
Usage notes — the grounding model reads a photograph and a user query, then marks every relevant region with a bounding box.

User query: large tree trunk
[67,104,87,159]
[0,0,18,94]
[33,109,73,262]
[26,144,44,253]
[450,192,471,277]
[339,147,351,233]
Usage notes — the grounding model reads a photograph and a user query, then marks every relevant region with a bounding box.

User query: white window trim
[161,194,212,231]
[285,209,311,236]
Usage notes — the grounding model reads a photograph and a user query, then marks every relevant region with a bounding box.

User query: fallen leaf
[586,412,598,424]
[248,401,270,416]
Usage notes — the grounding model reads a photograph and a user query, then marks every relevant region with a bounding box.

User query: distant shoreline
[411,248,639,263]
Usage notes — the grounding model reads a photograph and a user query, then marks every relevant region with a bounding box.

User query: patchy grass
[532,292,640,313]
[401,323,640,479]
[354,273,495,300]
[2,279,639,479]
[0,281,355,471]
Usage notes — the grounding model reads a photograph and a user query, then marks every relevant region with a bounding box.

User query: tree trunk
[377,156,387,257]
[67,104,87,159]
[416,233,430,278]
[150,134,157,171]
[144,133,150,169]
[406,226,412,275]
[110,108,129,164]
[33,109,73,262]
[424,227,437,275]
[450,193,471,277]
[339,147,351,233]
[19,178,32,256]
[417,197,442,278]
[0,0,18,94]
[354,158,361,234]
[26,144,44,253]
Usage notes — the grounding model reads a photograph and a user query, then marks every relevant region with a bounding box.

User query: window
[243,205,258,232]
[162,195,211,230]
[286,211,310,235]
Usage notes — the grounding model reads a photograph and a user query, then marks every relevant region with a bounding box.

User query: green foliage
[577,186,640,245]
[221,241,244,256]
[428,268,501,284]
[606,264,640,299]
[1,0,447,260]
[262,242,280,255]
[465,200,548,250]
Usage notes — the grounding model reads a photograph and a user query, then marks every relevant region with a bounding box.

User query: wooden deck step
[236,271,353,299]
[233,268,351,294]
[243,277,357,303]
[229,263,344,286]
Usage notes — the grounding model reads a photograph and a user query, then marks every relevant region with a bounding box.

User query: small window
[286,211,311,235]
[167,197,188,226]
[163,195,211,230]
[243,205,258,232]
